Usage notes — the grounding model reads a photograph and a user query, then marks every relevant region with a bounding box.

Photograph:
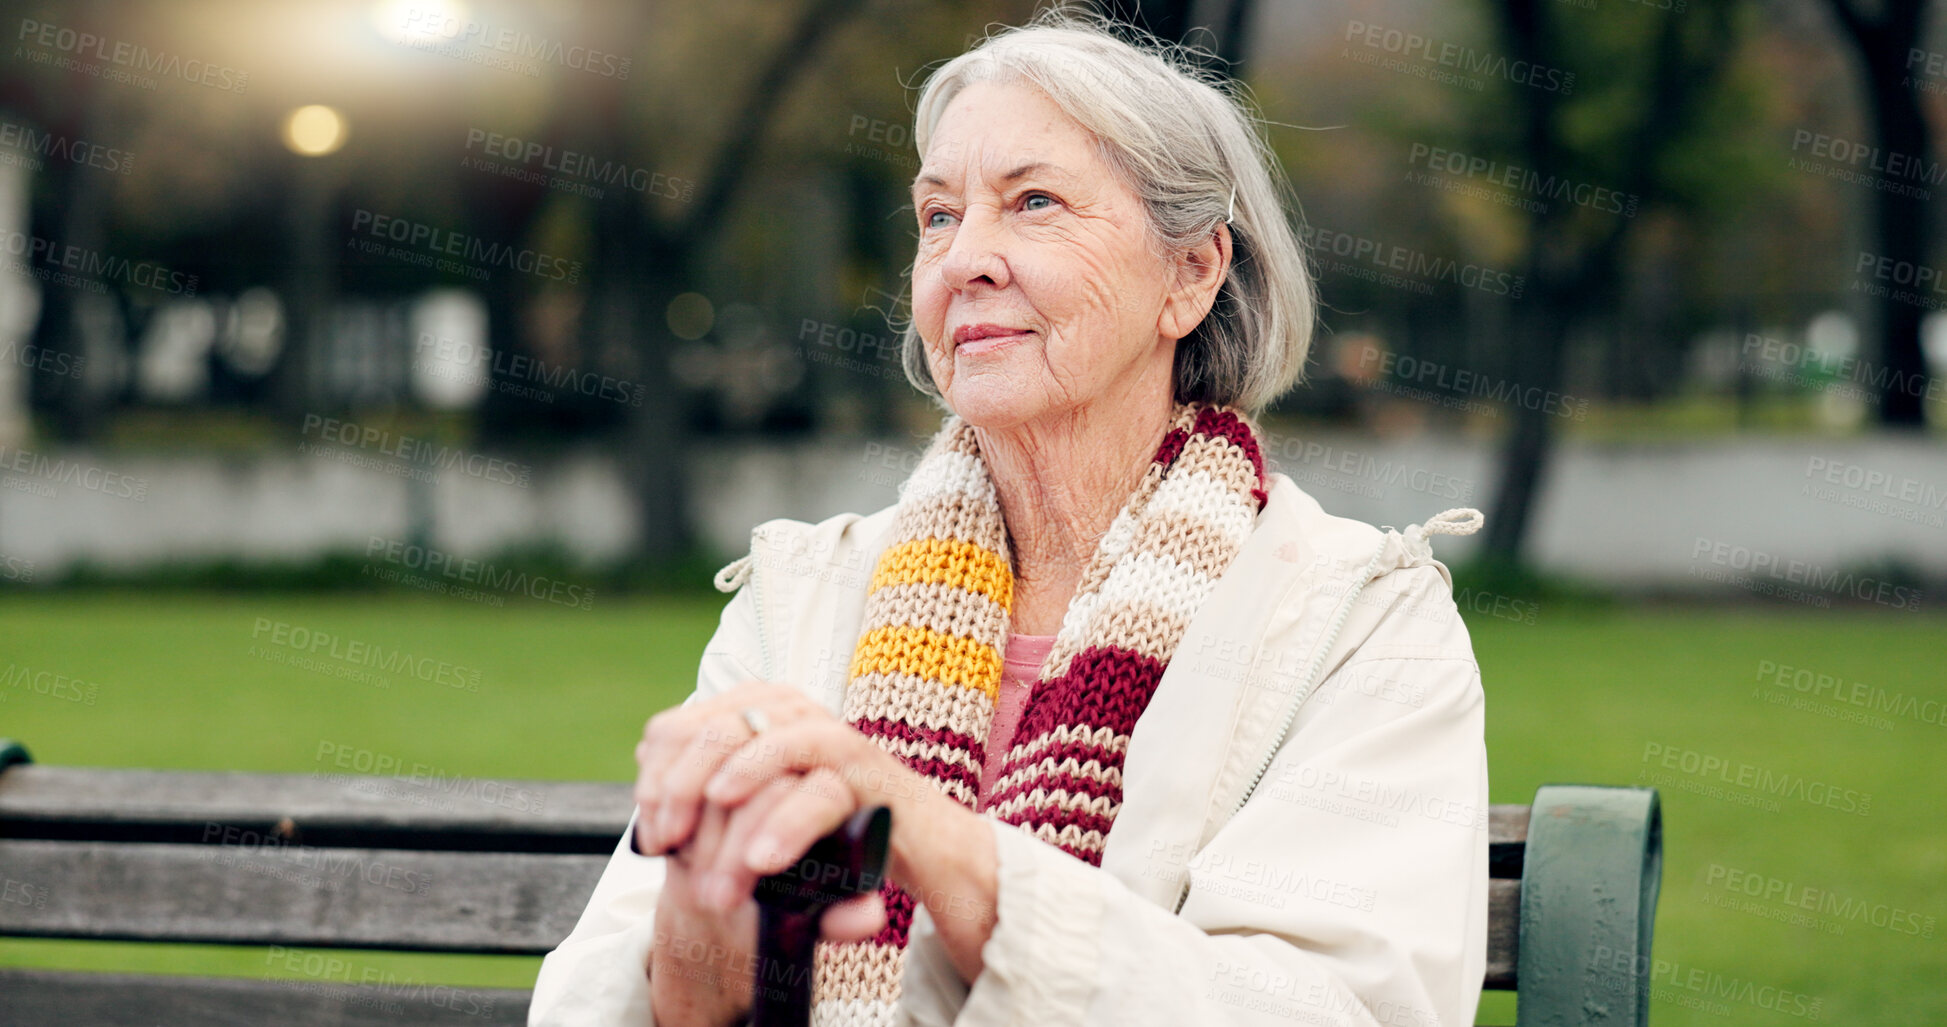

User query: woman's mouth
[953,324,1035,356]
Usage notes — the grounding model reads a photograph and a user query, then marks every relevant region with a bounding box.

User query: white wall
[1,434,1942,586]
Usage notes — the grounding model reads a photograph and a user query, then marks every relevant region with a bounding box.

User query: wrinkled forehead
[910,81,1100,194]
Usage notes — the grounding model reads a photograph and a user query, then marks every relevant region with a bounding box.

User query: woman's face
[909,79,1193,431]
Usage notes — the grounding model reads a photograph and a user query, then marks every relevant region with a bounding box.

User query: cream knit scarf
[809,402,1268,1026]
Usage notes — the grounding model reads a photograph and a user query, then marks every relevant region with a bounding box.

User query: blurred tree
[17,0,118,441]
[1818,0,1934,428]
[588,0,871,560]
[1475,0,1752,564]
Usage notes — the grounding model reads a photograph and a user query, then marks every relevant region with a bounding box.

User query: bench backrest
[0,747,1658,1026]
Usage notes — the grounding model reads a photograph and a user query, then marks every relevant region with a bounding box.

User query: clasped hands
[634,681,940,940]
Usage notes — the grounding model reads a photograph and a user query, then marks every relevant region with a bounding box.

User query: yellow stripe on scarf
[869,538,1014,611]
[849,625,1003,700]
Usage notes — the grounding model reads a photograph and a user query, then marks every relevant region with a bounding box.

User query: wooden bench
[0,739,1662,1025]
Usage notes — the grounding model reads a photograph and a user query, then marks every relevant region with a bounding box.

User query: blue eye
[1023,193,1053,211]
[924,209,954,229]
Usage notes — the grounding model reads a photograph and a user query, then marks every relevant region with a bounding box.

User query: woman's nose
[938,205,1011,291]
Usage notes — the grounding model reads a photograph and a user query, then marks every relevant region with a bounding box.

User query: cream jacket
[530,473,1488,1027]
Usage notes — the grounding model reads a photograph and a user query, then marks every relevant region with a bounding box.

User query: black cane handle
[746,804,892,1027]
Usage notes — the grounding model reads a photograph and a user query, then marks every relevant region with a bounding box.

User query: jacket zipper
[751,528,776,682]
[1173,536,1390,915]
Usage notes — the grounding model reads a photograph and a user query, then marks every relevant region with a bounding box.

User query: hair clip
[1225,183,1237,225]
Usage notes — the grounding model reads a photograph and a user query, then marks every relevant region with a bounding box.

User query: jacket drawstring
[713,554,753,593]
[1400,507,1484,564]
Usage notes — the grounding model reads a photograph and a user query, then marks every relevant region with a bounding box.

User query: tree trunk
[1481,0,1562,563]
[1482,273,1571,561]
[1861,64,1932,427]
[1822,0,1933,427]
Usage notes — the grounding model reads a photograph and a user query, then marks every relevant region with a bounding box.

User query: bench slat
[0,766,631,851]
[1488,805,1527,879]
[0,840,604,954]
[0,968,529,1027]
[1,765,1533,867]
[1486,877,1518,990]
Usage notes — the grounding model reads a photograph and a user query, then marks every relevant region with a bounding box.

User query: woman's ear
[1159,222,1231,342]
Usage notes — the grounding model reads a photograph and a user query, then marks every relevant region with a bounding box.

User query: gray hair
[894,5,1315,416]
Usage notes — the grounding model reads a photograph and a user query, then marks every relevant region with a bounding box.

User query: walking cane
[747,804,892,1027]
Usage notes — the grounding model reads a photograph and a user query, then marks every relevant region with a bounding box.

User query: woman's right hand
[638,704,888,1027]
[649,800,761,1027]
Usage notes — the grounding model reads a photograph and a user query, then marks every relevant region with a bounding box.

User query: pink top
[978,633,1056,811]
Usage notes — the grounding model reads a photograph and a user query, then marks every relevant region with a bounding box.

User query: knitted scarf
[810,402,1268,1026]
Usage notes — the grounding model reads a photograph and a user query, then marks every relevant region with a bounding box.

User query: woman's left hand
[637,680,946,915]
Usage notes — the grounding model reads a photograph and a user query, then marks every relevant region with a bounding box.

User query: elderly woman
[532,10,1486,1027]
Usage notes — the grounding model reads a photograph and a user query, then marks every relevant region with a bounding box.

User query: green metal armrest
[1516,784,1664,1027]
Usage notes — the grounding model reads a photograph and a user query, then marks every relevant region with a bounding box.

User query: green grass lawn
[2,593,1941,1023]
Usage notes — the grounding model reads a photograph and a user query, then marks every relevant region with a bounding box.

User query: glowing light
[282,106,348,157]
[668,293,716,340]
